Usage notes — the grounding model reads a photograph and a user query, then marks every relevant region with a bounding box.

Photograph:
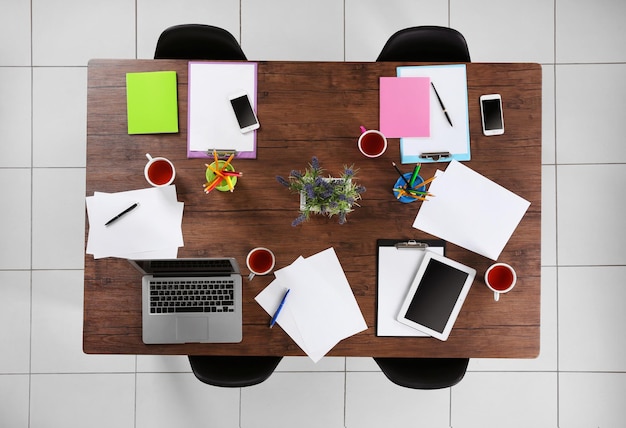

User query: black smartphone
[480,94,504,136]
[229,91,260,133]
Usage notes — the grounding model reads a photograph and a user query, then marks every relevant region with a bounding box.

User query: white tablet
[396,252,476,341]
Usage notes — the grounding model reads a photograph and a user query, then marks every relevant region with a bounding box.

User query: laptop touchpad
[176,317,209,342]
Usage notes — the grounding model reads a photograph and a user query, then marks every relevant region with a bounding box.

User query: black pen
[104,203,139,226]
[431,82,453,127]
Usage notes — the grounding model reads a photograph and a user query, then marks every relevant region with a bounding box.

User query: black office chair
[154,24,247,60]
[188,356,283,387]
[160,26,260,389]
[374,357,469,389]
[375,27,469,389]
[376,26,470,62]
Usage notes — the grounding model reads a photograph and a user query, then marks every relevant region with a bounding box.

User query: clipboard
[376,239,446,337]
[397,64,470,164]
[187,62,258,159]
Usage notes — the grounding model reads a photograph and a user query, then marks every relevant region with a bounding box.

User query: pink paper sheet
[379,76,430,138]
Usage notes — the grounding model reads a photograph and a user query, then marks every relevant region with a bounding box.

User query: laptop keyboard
[149,279,235,314]
[148,259,234,273]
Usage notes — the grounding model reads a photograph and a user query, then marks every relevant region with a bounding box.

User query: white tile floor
[1,0,625,426]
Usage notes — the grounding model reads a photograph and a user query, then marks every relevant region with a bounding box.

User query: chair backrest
[154,24,247,60]
[188,355,282,387]
[374,357,469,389]
[376,26,470,62]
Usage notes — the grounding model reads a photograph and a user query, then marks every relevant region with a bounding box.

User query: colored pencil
[418,175,437,188]
[395,189,427,201]
[221,153,235,171]
[225,176,234,192]
[391,162,411,187]
[409,163,422,187]
[203,177,222,193]
[206,163,226,178]
[393,187,434,197]
[223,153,237,192]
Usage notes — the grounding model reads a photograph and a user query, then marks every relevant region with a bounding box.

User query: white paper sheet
[188,62,256,154]
[413,160,530,260]
[86,185,183,259]
[255,248,367,363]
[377,246,444,337]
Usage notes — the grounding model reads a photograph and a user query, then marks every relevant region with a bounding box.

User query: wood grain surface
[85,60,541,357]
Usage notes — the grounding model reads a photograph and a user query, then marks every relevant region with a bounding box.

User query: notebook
[129,258,243,344]
[126,71,179,134]
[379,76,430,138]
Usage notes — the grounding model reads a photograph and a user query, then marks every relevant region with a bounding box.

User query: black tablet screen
[403,259,470,333]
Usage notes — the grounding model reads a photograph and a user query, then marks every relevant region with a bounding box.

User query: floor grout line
[4,2,626,427]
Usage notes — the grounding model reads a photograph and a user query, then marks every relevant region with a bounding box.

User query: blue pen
[269,289,290,328]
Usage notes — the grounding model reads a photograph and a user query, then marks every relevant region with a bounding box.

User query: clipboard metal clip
[395,240,429,250]
[419,151,451,162]
[206,149,238,159]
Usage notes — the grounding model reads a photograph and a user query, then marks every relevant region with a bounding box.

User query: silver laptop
[129,258,243,344]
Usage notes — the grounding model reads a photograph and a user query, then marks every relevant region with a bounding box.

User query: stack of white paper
[255,248,367,363]
[413,160,530,260]
[86,185,184,259]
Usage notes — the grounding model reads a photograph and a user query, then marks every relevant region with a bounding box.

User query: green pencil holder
[206,161,238,192]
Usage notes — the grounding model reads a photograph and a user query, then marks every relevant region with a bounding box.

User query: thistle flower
[311,156,320,171]
[291,213,307,227]
[276,176,290,187]
[338,212,347,225]
[305,183,316,199]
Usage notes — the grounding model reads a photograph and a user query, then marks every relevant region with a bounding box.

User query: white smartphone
[228,91,260,133]
[480,94,504,136]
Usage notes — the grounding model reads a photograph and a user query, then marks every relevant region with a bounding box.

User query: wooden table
[85,59,541,358]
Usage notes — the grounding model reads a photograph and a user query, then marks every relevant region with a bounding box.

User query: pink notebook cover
[379,77,430,138]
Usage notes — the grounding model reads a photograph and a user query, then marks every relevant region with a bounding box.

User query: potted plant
[276,156,366,226]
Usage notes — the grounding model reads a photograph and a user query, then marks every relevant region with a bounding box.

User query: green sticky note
[126,71,179,134]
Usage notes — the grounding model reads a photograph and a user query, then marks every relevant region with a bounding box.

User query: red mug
[246,247,276,281]
[358,126,387,158]
[144,153,175,187]
[484,263,517,301]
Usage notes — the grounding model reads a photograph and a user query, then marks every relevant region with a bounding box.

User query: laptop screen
[130,258,238,276]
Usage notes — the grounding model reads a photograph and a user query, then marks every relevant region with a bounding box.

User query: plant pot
[299,177,344,212]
